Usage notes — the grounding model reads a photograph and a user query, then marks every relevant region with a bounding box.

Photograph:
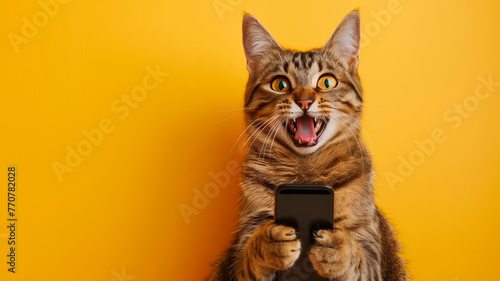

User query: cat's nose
[293,87,316,111]
[296,99,313,111]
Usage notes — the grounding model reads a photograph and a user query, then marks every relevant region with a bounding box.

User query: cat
[208,10,409,281]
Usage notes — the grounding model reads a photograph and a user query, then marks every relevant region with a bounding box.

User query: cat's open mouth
[284,115,328,147]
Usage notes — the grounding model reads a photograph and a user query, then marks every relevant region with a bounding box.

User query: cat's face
[242,11,363,155]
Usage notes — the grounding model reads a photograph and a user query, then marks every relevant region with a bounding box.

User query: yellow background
[1,0,499,280]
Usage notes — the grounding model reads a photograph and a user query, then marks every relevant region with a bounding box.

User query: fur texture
[209,11,408,281]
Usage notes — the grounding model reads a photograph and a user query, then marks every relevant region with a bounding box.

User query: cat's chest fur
[246,147,366,190]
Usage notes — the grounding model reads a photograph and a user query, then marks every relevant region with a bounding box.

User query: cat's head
[242,11,362,155]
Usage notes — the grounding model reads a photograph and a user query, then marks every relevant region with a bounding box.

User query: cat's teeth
[298,138,303,144]
[315,119,322,132]
[288,119,296,133]
[314,117,317,123]
[293,118,296,123]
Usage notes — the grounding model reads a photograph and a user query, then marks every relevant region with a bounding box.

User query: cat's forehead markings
[292,52,301,68]
[291,52,311,69]
[317,60,323,72]
[287,55,322,87]
[288,52,321,72]
[306,52,314,68]
[282,61,289,73]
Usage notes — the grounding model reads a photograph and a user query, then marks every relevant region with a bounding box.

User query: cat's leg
[308,226,381,281]
[236,220,301,281]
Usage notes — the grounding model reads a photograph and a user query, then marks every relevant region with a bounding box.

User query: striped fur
[209,11,408,281]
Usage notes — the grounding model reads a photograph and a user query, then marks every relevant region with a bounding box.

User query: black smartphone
[275,184,333,281]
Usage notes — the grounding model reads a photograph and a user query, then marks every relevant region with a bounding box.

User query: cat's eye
[317,74,337,90]
[271,77,291,92]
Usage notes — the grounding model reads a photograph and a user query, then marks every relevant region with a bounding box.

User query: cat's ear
[322,10,361,72]
[242,14,282,74]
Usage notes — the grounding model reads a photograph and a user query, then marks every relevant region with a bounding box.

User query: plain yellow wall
[1,0,499,280]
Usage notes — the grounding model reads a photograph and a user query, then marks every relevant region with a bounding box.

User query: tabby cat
[209,10,408,281]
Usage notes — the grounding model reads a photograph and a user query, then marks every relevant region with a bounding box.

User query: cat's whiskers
[329,105,372,143]
[242,113,280,148]
[362,109,380,128]
[245,114,281,154]
[267,117,284,159]
[257,117,283,164]
[256,116,281,163]
[214,105,259,126]
[327,103,381,129]
[327,105,376,152]
[323,116,352,157]
[224,118,260,161]
[362,103,386,111]
[330,114,365,173]
[214,110,243,126]
[341,113,375,154]
[217,105,258,113]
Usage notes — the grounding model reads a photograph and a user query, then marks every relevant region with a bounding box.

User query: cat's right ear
[322,10,361,73]
[242,14,281,74]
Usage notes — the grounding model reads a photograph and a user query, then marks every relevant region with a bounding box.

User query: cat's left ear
[322,10,361,72]
[242,14,282,74]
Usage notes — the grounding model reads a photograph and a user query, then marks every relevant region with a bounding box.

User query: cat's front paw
[308,227,355,278]
[252,220,301,270]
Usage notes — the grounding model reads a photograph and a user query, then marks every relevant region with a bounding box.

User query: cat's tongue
[295,115,316,143]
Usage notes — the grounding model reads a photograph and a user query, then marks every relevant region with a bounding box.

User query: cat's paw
[308,227,354,278]
[252,220,301,270]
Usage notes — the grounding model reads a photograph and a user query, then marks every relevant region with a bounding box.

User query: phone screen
[275,184,333,281]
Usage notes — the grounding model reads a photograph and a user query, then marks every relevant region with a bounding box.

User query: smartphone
[275,184,333,281]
